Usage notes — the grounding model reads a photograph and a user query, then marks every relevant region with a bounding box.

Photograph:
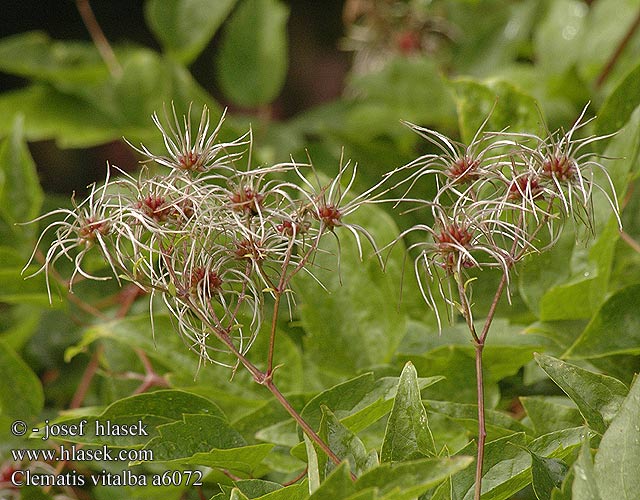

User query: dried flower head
[342,0,456,74]
[128,103,248,174]
[384,104,621,332]
[25,105,381,368]
[22,170,118,301]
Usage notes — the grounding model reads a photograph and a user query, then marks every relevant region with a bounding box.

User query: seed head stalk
[23,105,383,481]
[383,106,620,499]
[151,182,351,472]
[166,254,344,467]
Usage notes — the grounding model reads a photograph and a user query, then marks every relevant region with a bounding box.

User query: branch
[76,0,122,77]
[596,8,640,88]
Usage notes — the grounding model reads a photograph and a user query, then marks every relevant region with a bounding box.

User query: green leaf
[320,405,378,477]
[529,427,586,458]
[531,452,569,500]
[551,469,574,500]
[343,489,377,500]
[231,479,282,498]
[426,400,532,438]
[254,482,308,500]
[577,0,640,84]
[399,318,542,355]
[0,31,106,84]
[144,414,245,457]
[249,327,304,394]
[519,231,576,319]
[255,420,298,447]
[594,375,640,498]
[431,478,453,500]
[216,0,289,107]
[101,390,224,419]
[451,79,539,144]
[537,221,619,321]
[231,489,251,500]
[520,397,583,436]
[405,344,537,404]
[298,367,441,440]
[17,486,54,500]
[233,394,311,443]
[0,47,221,149]
[303,406,370,491]
[346,57,456,139]
[34,389,225,446]
[0,339,44,439]
[0,85,120,148]
[572,439,601,500]
[67,314,266,420]
[452,429,583,500]
[0,248,51,305]
[356,456,473,500]
[0,303,43,351]
[564,284,640,359]
[92,482,185,500]
[523,321,587,355]
[343,375,442,435]
[533,0,587,75]
[448,1,538,77]
[452,433,529,500]
[596,61,640,140]
[304,432,323,493]
[0,116,44,238]
[293,372,441,461]
[143,415,273,474]
[381,362,435,462]
[145,0,238,64]
[297,201,407,378]
[66,315,184,365]
[534,354,628,434]
[177,443,273,475]
[309,462,355,500]
[300,373,376,435]
[109,50,220,129]
[593,102,640,199]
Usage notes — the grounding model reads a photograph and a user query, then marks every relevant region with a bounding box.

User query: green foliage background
[1,1,640,499]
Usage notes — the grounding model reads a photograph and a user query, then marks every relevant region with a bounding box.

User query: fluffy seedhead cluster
[386,107,621,330]
[342,0,455,74]
[24,105,377,367]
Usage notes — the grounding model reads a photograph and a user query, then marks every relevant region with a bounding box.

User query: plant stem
[471,271,509,500]
[175,284,346,472]
[198,313,347,471]
[596,7,640,88]
[284,467,309,486]
[264,379,345,468]
[620,229,640,254]
[156,233,345,477]
[267,291,281,375]
[473,340,486,500]
[70,345,103,409]
[75,0,122,77]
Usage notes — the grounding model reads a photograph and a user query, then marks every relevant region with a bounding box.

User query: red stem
[596,7,640,88]
[160,249,346,473]
[70,345,103,409]
[472,271,508,500]
[473,342,486,500]
[266,291,281,376]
